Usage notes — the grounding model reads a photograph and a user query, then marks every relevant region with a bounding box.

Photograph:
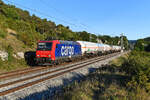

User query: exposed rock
[13,52,24,59]
[97,39,103,44]
[7,28,17,35]
[17,52,24,59]
[13,54,17,58]
[0,51,8,61]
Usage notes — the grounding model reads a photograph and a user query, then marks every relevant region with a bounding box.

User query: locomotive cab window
[37,42,53,50]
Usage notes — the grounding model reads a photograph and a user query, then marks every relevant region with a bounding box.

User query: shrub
[6,45,13,62]
[122,51,150,90]
[145,44,150,52]
[0,29,7,38]
[1,5,20,20]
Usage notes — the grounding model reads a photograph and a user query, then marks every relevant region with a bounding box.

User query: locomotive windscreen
[37,42,52,50]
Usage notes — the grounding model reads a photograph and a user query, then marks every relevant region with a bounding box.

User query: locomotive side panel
[55,42,81,59]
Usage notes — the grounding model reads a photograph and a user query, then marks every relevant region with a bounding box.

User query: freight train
[36,40,121,65]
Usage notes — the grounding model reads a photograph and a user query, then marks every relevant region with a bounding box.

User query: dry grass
[0,28,31,72]
[0,57,28,72]
[109,53,129,67]
[0,28,35,72]
[0,28,36,52]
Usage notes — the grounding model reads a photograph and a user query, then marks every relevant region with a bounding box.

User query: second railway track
[0,52,121,97]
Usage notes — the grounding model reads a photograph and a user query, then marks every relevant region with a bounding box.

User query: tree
[122,36,129,50]
[0,0,4,5]
[145,44,150,52]
[134,39,146,51]
[78,31,90,41]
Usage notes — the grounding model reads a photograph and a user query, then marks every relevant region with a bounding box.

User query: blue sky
[3,0,150,40]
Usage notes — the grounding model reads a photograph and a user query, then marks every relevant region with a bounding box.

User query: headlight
[37,55,40,57]
[48,55,51,57]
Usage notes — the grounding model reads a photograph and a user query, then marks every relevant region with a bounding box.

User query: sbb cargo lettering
[61,46,74,56]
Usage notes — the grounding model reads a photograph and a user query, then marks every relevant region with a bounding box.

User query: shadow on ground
[92,66,129,100]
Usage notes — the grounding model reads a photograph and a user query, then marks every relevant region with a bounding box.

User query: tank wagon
[77,41,101,55]
[36,40,121,65]
[111,46,121,52]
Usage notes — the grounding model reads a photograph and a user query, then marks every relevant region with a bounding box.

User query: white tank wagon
[97,43,105,53]
[115,46,121,51]
[102,44,112,53]
[111,45,121,52]
[77,41,104,55]
[77,41,97,54]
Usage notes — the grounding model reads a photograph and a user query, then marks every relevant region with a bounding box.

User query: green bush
[1,5,20,20]
[122,51,150,90]
[7,45,13,62]
[0,29,7,38]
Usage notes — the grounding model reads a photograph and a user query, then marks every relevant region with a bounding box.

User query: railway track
[0,54,109,81]
[0,52,120,97]
[0,54,102,80]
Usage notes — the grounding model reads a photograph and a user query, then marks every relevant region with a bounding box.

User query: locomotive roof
[38,40,80,45]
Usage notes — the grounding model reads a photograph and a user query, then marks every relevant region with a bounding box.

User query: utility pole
[121,33,124,52]
[90,34,92,42]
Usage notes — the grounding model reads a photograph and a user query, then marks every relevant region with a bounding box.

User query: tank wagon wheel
[55,61,60,65]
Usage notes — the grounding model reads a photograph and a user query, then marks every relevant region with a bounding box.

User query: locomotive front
[36,41,55,65]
